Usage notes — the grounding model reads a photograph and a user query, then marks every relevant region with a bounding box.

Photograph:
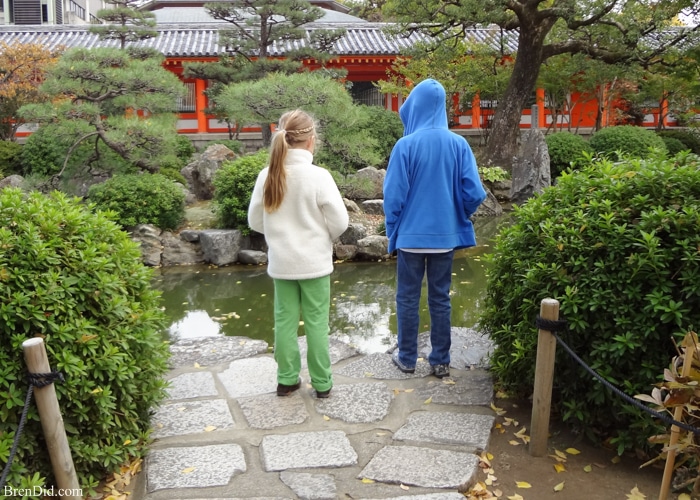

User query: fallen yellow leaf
[565,447,581,455]
[404,388,414,393]
[509,440,521,446]
[554,463,566,473]
[400,484,409,490]
[626,486,646,499]
[612,456,621,464]
[361,478,375,484]
[554,449,567,459]
[424,396,433,404]
[491,402,507,416]
[554,481,565,492]
[549,454,567,462]
[583,464,593,473]
[507,494,524,500]
[515,481,532,488]
[679,494,691,500]
[181,467,195,474]
[194,362,201,368]
[443,378,456,385]
[323,415,330,421]
[204,425,217,432]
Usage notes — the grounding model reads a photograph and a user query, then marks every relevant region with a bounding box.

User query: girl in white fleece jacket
[248,109,348,399]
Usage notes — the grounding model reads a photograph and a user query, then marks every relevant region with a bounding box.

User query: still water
[153,217,506,354]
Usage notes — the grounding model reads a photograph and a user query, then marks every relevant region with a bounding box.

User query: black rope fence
[0,371,64,490]
[536,316,700,436]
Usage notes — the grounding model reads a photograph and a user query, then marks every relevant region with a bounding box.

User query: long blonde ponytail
[263,109,316,212]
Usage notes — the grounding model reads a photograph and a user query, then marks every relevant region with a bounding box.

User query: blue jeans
[395,249,455,367]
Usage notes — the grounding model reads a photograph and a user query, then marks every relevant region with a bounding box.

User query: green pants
[273,276,332,392]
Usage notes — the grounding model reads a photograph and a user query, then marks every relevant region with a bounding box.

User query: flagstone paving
[137,328,496,500]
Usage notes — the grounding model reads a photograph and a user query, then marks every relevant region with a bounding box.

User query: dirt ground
[476,397,674,500]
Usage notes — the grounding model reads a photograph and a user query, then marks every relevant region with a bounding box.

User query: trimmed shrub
[175,135,196,163]
[0,140,22,177]
[589,125,667,159]
[358,104,404,167]
[656,129,700,155]
[0,188,170,493]
[660,136,688,157]
[212,149,268,233]
[88,173,185,230]
[481,151,700,454]
[545,131,593,178]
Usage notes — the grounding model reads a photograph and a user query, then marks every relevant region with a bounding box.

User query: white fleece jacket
[248,148,349,280]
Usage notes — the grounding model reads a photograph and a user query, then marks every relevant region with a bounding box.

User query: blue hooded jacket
[383,79,487,253]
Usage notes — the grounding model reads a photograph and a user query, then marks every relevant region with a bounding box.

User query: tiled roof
[0,23,519,58]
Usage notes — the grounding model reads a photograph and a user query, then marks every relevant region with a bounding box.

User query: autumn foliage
[0,41,61,141]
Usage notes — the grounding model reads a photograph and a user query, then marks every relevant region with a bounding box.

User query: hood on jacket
[399,78,449,136]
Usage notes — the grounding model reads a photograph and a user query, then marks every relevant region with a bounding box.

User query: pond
[153,216,507,354]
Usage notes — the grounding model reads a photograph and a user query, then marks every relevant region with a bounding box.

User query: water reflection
[153,217,505,354]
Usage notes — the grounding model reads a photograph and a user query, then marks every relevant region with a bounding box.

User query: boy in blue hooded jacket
[383,78,487,378]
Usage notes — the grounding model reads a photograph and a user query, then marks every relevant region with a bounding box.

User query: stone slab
[361,494,467,500]
[280,471,337,500]
[416,371,493,406]
[238,392,309,429]
[417,328,494,369]
[393,411,495,450]
[166,371,218,400]
[336,352,432,379]
[358,445,479,489]
[169,336,269,369]
[314,383,393,423]
[298,335,361,366]
[260,431,358,471]
[218,356,278,398]
[151,399,234,438]
[147,443,245,492]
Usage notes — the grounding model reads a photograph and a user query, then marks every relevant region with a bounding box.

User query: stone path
[135,328,496,500]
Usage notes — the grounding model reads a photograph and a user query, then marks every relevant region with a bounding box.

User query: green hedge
[545,131,593,178]
[212,149,268,233]
[481,151,700,453]
[88,173,185,230]
[656,129,700,155]
[589,125,667,159]
[0,188,170,494]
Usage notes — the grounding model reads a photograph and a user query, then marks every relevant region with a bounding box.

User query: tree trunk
[484,20,551,169]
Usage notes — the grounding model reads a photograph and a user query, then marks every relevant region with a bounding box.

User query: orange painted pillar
[661,96,669,127]
[536,88,546,129]
[195,78,208,133]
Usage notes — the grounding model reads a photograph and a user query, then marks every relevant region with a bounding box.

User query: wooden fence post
[529,298,560,457]
[22,337,81,500]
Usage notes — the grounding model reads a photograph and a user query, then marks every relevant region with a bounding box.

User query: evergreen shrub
[481,151,700,453]
[660,136,688,157]
[656,129,700,155]
[0,140,22,177]
[20,123,133,178]
[0,188,170,493]
[545,131,593,178]
[175,135,196,163]
[589,125,667,159]
[213,149,267,233]
[88,173,185,230]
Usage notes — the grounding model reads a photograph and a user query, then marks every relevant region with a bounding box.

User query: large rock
[339,222,368,246]
[344,167,385,200]
[474,188,503,217]
[199,229,242,266]
[129,224,163,266]
[181,144,236,201]
[161,231,205,266]
[0,175,24,190]
[361,199,384,215]
[510,129,551,205]
[356,235,389,260]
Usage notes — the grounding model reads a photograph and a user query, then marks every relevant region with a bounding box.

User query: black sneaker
[277,379,301,396]
[316,388,332,399]
[432,364,450,379]
[391,350,415,374]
